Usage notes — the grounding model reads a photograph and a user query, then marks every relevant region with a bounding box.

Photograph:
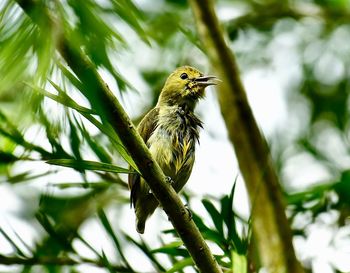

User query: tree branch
[189,0,304,272]
[14,1,222,272]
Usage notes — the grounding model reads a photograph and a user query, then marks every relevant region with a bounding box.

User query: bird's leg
[165,176,174,185]
[167,204,192,222]
[184,203,192,220]
[148,176,174,195]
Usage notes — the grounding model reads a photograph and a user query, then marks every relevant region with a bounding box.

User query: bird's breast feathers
[146,105,200,179]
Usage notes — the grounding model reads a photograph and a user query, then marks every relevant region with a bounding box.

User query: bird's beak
[194,75,221,87]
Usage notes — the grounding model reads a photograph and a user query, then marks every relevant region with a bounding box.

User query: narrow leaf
[151,241,183,252]
[0,228,26,257]
[77,121,112,164]
[231,251,247,273]
[98,210,133,271]
[166,257,194,273]
[124,233,166,272]
[202,199,224,236]
[101,250,116,273]
[57,62,84,92]
[6,171,56,184]
[152,241,189,257]
[0,151,21,164]
[46,159,134,174]
[27,82,94,114]
[29,80,138,171]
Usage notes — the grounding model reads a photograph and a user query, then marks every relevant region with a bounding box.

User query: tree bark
[189,0,305,272]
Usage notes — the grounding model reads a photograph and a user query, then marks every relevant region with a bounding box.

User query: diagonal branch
[14,0,222,272]
[189,0,305,272]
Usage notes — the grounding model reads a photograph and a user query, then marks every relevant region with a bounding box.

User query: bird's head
[157,66,219,110]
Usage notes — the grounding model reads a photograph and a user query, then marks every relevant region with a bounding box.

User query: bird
[128,66,218,234]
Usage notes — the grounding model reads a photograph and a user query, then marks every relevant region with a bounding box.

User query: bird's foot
[184,203,192,220]
[165,176,174,185]
[148,177,173,195]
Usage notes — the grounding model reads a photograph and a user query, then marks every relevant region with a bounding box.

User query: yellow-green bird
[129,66,218,233]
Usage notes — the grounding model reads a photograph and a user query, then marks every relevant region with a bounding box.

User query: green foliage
[1,0,350,272]
[98,209,134,271]
[154,182,250,272]
[46,159,134,174]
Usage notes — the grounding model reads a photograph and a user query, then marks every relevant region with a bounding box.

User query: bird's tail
[136,219,145,234]
[134,193,159,234]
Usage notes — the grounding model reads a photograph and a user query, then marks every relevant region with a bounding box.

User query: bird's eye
[180,73,188,80]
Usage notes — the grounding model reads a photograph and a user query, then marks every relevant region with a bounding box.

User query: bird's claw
[165,176,174,185]
[149,176,173,195]
[184,203,192,220]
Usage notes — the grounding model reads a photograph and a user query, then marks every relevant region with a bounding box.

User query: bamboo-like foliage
[1,0,350,273]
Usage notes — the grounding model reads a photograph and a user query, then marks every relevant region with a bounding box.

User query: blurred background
[0,0,350,272]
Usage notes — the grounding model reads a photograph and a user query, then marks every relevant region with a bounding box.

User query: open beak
[194,75,221,87]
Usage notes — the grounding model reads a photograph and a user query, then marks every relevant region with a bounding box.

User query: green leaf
[111,0,150,45]
[191,213,226,247]
[48,181,109,189]
[227,178,237,237]
[335,170,350,202]
[46,159,134,174]
[166,257,193,273]
[6,170,55,184]
[152,241,189,257]
[77,121,113,164]
[30,80,138,171]
[0,111,52,158]
[152,241,183,251]
[231,251,247,273]
[27,82,94,115]
[219,179,250,254]
[37,108,71,159]
[285,183,331,205]
[178,25,203,52]
[68,118,83,162]
[221,180,238,241]
[124,233,166,272]
[57,62,84,92]
[202,199,224,236]
[76,233,103,259]
[0,10,37,90]
[191,212,211,231]
[35,212,72,251]
[98,210,133,271]
[9,225,33,255]
[221,195,243,252]
[69,0,125,43]
[101,250,116,273]
[0,151,21,164]
[0,228,26,257]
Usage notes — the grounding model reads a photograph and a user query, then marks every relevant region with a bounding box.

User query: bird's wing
[128,107,160,207]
